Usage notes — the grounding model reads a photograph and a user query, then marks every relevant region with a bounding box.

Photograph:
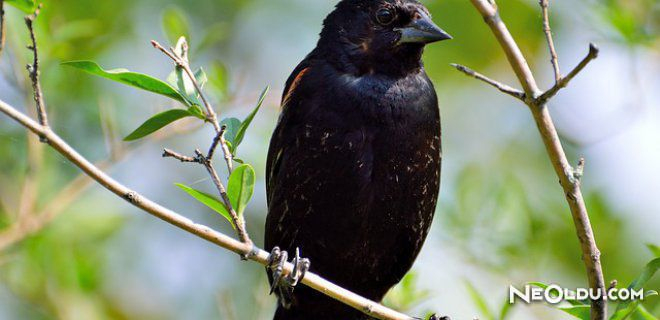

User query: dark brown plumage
[265,1,451,319]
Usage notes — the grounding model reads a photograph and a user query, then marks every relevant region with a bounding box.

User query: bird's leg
[268,247,288,294]
[285,248,311,287]
[267,247,311,308]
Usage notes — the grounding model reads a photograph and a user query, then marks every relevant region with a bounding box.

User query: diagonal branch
[151,40,234,172]
[538,43,599,104]
[0,98,416,320]
[451,63,525,101]
[540,0,561,83]
[464,1,606,319]
[25,6,48,131]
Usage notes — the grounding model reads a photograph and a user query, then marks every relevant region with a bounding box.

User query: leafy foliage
[227,164,256,217]
[62,61,188,104]
[175,183,234,228]
[162,6,190,45]
[4,0,37,13]
[124,109,197,141]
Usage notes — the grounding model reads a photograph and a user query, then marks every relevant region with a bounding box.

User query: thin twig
[0,0,6,57]
[540,0,561,83]
[538,44,599,104]
[151,39,247,245]
[163,148,198,163]
[150,41,220,131]
[25,5,48,131]
[465,1,606,319]
[151,39,235,174]
[195,149,250,246]
[0,98,415,320]
[451,63,525,101]
[207,125,226,160]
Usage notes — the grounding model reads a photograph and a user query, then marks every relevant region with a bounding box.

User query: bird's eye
[376,8,395,25]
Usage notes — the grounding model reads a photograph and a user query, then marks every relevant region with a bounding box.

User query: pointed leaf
[175,184,234,228]
[233,86,269,154]
[227,164,255,217]
[209,61,230,99]
[5,0,36,13]
[195,67,208,89]
[647,244,660,257]
[529,282,587,306]
[124,109,193,141]
[465,280,495,320]
[559,305,591,320]
[498,296,513,320]
[631,305,660,320]
[62,61,187,104]
[162,6,190,45]
[220,117,241,146]
[187,105,206,120]
[613,258,660,319]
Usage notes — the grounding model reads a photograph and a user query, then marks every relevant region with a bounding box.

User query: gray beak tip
[397,10,452,45]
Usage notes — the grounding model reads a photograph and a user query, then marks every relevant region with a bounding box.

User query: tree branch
[540,0,561,83]
[24,6,48,131]
[151,39,251,247]
[451,63,525,101]
[463,1,606,319]
[0,98,416,320]
[538,43,599,104]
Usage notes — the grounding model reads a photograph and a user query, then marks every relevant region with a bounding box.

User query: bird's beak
[396,10,452,45]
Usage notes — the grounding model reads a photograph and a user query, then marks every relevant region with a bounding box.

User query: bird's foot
[426,315,451,320]
[267,247,310,307]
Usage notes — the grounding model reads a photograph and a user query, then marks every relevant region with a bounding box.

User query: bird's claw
[287,248,310,286]
[427,315,451,320]
[267,246,311,303]
[268,247,288,294]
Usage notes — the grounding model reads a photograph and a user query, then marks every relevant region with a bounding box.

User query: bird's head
[318,0,452,77]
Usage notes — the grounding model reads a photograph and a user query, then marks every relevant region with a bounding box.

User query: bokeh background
[0,0,658,319]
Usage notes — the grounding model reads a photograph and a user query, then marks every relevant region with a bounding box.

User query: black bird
[265,1,451,319]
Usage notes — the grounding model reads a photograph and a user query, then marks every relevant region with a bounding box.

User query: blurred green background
[0,0,658,319]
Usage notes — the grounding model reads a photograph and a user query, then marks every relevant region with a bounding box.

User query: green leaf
[498,296,513,320]
[559,305,591,320]
[187,105,206,120]
[465,280,495,320]
[227,164,255,217]
[612,258,660,320]
[124,109,193,141]
[195,67,208,89]
[647,244,660,257]
[162,6,190,45]
[631,305,660,320]
[62,61,187,104]
[209,61,230,99]
[220,117,242,146]
[232,86,269,154]
[175,184,234,228]
[5,0,36,13]
[529,282,587,306]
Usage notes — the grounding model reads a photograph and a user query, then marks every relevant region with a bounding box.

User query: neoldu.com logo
[509,284,647,304]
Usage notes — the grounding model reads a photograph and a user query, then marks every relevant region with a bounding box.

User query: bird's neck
[316,38,425,78]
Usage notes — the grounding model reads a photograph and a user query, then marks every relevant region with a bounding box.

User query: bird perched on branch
[265,0,451,319]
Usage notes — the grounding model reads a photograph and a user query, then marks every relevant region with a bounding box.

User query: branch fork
[456,0,606,319]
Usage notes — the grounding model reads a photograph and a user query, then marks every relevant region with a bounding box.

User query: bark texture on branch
[461,1,607,319]
[0,98,418,320]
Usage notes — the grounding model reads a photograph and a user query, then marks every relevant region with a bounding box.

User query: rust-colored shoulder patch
[282,67,310,107]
